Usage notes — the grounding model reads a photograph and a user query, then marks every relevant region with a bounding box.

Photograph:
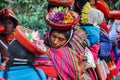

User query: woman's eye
[9,22,12,25]
[52,35,57,38]
[59,38,65,41]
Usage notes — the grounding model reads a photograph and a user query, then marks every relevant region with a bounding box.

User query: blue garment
[99,32,112,57]
[0,66,46,80]
[80,26,100,47]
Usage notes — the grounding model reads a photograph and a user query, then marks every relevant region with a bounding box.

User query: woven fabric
[34,54,57,77]
[69,28,87,54]
[100,32,112,57]
[49,47,78,80]
[80,26,100,47]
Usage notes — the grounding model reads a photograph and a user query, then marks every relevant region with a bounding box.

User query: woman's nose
[54,39,59,44]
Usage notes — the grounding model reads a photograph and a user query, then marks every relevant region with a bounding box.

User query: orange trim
[44,10,80,30]
[15,25,47,56]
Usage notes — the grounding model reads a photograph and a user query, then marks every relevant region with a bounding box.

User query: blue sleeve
[80,26,100,47]
[37,69,47,80]
[0,70,4,79]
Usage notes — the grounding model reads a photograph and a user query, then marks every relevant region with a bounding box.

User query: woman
[34,28,80,80]
[73,0,101,62]
[0,8,19,69]
[0,40,46,80]
[34,5,84,79]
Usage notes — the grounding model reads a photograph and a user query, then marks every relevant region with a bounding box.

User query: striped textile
[34,54,58,77]
[69,28,87,54]
[116,58,120,71]
[49,47,78,80]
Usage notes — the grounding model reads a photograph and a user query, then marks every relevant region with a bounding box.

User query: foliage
[0,0,120,38]
[114,0,120,10]
[0,0,48,38]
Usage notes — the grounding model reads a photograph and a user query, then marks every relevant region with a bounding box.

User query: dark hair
[4,40,42,80]
[73,0,97,15]
[10,16,18,28]
[73,0,89,15]
[45,28,73,47]
[50,28,72,40]
[0,16,17,28]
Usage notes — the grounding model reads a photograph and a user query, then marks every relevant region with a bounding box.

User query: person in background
[34,4,85,79]
[0,39,46,80]
[73,0,101,62]
[95,1,119,79]
[34,28,81,80]
[0,8,19,69]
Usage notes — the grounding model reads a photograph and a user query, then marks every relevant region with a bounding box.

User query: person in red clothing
[0,8,19,69]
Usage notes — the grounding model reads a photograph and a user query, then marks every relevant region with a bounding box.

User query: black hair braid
[30,65,43,80]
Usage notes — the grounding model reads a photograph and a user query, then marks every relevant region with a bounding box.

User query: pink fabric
[110,49,115,61]
[49,47,77,80]
[116,58,120,71]
[34,54,58,77]
[88,68,96,80]
[89,43,99,61]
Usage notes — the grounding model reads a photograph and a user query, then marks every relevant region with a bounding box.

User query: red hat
[95,0,110,17]
[15,26,47,56]
[45,9,80,30]
[0,8,19,26]
[48,0,74,7]
[109,10,120,20]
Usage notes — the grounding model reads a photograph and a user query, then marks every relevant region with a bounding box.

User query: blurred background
[0,0,120,38]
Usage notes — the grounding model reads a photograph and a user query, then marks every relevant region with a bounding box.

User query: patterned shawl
[48,47,79,80]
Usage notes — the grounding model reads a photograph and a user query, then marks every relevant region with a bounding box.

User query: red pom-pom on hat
[95,0,110,17]
[109,10,120,20]
[99,21,109,33]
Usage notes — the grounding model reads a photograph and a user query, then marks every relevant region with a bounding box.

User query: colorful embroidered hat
[0,8,19,27]
[48,0,74,7]
[45,7,80,30]
[95,0,110,17]
[15,25,47,56]
[109,11,120,20]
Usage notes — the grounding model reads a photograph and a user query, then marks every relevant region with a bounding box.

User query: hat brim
[48,0,74,7]
[45,10,80,30]
[15,25,47,56]
[9,14,19,26]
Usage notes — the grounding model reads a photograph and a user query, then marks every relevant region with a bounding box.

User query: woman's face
[50,31,67,49]
[89,0,96,7]
[0,17,14,35]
